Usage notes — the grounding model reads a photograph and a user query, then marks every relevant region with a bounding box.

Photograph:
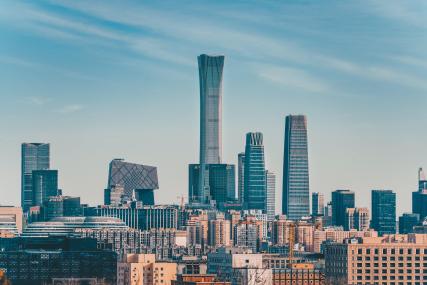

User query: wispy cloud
[55,104,85,114]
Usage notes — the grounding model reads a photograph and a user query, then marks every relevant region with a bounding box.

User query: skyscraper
[243,132,266,211]
[108,159,159,203]
[198,54,224,203]
[21,143,50,211]
[412,168,427,220]
[398,213,420,234]
[32,170,58,207]
[237,152,245,204]
[188,164,235,205]
[282,115,309,220]
[331,189,355,227]
[371,189,396,236]
[311,192,324,216]
[265,170,276,221]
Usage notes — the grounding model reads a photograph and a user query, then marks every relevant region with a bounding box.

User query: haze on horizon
[1,0,427,215]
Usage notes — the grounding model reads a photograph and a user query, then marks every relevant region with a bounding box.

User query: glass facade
[21,143,50,211]
[266,170,276,221]
[371,189,396,235]
[108,159,159,202]
[238,152,245,204]
[198,54,224,203]
[188,164,235,205]
[282,115,309,220]
[32,169,58,207]
[332,189,355,227]
[244,132,266,211]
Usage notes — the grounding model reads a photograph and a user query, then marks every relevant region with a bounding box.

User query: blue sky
[1,0,427,214]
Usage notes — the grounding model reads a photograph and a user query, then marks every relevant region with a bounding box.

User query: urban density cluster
[1,54,427,285]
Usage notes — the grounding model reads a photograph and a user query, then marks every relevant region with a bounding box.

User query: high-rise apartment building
[282,115,309,220]
[21,143,50,211]
[371,190,396,236]
[243,132,266,212]
[237,152,245,204]
[32,170,58,207]
[208,215,231,247]
[265,170,276,221]
[332,190,355,227]
[311,192,324,217]
[198,54,224,203]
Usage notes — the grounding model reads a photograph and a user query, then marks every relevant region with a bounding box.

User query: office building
[21,143,50,211]
[282,115,309,220]
[412,168,427,221]
[117,254,177,285]
[371,190,396,236]
[399,213,420,234]
[189,164,235,206]
[265,170,276,221]
[237,152,245,204]
[85,205,179,231]
[324,234,427,285]
[32,169,58,207]
[311,192,324,216]
[332,190,355,227]
[344,207,370,231]
[0,236,117,284]
[243,132,266,211]
[0,207,23,236]
[104,184,125,206]
[108,159,159,203]
[323,202,333,227]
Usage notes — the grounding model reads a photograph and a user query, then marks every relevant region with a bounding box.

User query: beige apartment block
[325,234,427,285]
[117,254,177,285]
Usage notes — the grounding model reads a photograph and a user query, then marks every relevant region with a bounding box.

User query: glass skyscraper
[371,189,396,236]
[282,115,309,220]
[198,54,224,203]
[243,132,266,211]
[265,170,276,221]
[21,143,50,212]
[188,164,235,205]
[237,152,245,204]
[32,170,58,207]
[332,189,355,227]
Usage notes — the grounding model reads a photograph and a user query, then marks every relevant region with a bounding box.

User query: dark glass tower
[32,170,58,207]
[371,189,396,236]
[332,189,355,227]
[412,168,427,220]
[237,152,245,204]
[243,132,266,211]
[198,54,224,203]
[21,143,50,212]
[282,115,309,220]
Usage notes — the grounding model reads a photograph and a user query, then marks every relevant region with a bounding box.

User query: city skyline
[1,1,427,215]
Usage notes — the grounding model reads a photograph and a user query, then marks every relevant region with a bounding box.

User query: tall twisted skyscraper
[282,115,309,220]
[21,143,50,211]
[198,54,224,203]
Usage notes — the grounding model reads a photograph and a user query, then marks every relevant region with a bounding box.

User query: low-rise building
[324,234,427,285]
[117,253,177,285]
[172,274,230,285]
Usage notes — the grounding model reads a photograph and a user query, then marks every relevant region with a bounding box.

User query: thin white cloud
[55,104,85,114]
[256,64,332,94]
